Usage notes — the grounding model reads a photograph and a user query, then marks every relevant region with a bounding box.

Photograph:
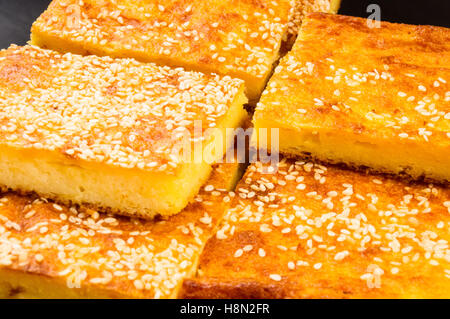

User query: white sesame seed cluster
[0,173,235,298]
[200,158,450,296]
[0,45,243,171]
[33,0,297,81]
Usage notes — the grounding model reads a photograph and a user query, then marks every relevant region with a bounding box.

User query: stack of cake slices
[184,13,450,298]
[1,0,449,299]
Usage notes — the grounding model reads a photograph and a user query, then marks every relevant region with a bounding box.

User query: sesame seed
[258,248,266,257]
[234,249,243,258]
[269,274,282,281]
[53,204,63,211]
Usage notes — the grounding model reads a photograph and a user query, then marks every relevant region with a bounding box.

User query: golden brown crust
[255,13,450,144]
[253,13,450,183]
[181,158,450,298]
[285,0,336,46]
[183,278,286,299]
[0,162,239,299]
[31,0,336,100]
[31,0,290,99]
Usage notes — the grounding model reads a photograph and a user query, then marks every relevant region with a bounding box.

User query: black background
[0,0,449,49]
[0,299,446,318]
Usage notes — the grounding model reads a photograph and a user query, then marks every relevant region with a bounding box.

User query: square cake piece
[30,0,339,101]
[253,13,450,183]
[0,161,240,299]
[182,158,450,298]
[0,45,247,218]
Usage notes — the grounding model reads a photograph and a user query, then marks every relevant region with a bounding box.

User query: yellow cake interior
[0,158,241,299]
[253,121,450,182]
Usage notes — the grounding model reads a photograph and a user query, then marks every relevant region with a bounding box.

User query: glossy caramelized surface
[183,158,450,298]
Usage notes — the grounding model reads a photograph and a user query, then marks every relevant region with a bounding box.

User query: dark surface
[0,0,449,49]
[339,0,450,27]
[0,0,51,49]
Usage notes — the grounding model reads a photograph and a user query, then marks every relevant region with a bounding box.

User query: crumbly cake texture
[31,0,336,101]
[0,45,247,218]
[253,13,450,183]
[0,161,240,299]
[182,158,450,298]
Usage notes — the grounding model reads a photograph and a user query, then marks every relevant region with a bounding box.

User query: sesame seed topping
[0,45,244,173]
[0,158,234,298]
[197,157,450,297]
[31,0,312,99]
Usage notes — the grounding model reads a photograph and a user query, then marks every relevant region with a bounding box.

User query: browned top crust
[0,45,244,173]
[0,162,239,298]
[254,13,450,146]
[32,0,290,83]
[182,158,450,298]
[31,1,334,99]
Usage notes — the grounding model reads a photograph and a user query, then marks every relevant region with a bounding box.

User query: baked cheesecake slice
[0,45,247,219]
[253,13,450,183]
[0,160,241,299]
[30,0,339,102]
[182,158,450,299]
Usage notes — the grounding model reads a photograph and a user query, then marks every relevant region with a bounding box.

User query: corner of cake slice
[0,160,241,299]
[254,13,450,183]
[0,45,247,219]
[182,157,450,299]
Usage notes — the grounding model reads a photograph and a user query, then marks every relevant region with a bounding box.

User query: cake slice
[253,13,450,183]
[182,158,450,298]
[0,45,247,219]
[30,0,339,102]
[0,160,241,299]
